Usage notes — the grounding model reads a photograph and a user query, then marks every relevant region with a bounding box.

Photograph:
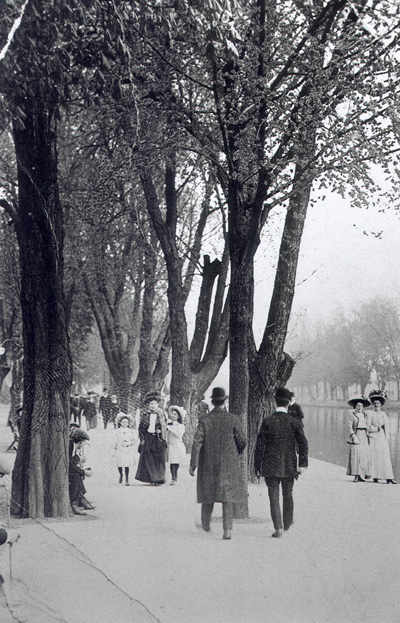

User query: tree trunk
[248,166,313,477]
[11,100,72,518]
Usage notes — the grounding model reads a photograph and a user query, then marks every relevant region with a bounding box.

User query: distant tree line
[290,298,400,402]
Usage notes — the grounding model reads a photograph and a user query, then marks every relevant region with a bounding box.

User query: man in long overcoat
[254,386,308,538]
[189,387,246,540]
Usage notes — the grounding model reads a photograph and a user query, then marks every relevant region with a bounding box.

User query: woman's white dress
[368,410,394,480]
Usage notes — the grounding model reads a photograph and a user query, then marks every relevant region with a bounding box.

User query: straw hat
[347,395,370,408]
[115,412,135,428]
[167,405,186,422]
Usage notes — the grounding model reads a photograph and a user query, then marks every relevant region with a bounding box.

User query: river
[304,404,400,481]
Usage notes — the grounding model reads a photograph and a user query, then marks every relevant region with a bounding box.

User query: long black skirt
[135,432,166,484]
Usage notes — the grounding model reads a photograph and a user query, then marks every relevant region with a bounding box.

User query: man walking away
[189,387,246,540]
[254,386,308,538]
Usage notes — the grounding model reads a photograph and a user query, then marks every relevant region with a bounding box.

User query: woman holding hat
[113,413,137,485]
[135,391,167,485]
[346,395,371,482]
[367,390,397,484]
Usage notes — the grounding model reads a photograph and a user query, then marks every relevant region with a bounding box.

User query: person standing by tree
[189,387,247,540]
[108,394,120,429]
[70,394,81,426]
[82,395,97,430]
[99,389,112,429]
[254,387,308,538]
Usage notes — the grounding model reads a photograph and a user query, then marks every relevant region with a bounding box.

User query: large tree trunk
[247,168,313,477]
[228,185,260,518]
[11,100,72,518]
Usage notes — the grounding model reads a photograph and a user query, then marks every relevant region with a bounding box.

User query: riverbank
[1,408,400,622]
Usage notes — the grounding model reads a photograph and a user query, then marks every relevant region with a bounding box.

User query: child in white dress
[114,413,137,486]
[166,405,186,485]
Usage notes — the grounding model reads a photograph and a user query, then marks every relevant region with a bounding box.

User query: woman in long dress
[135,391,167,485]
[346,395,371,482]
[367,390,397,484]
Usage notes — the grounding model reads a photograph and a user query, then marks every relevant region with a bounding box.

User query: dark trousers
[265,476,294,530]
[201,502,233,531]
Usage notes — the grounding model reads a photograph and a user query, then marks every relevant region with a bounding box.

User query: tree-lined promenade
[0,0,400,517]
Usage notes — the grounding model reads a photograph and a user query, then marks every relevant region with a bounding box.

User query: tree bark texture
[247,169,313,476]
[11,100,72,518]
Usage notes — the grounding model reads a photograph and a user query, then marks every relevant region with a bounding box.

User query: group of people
[70,390,120,430]
[68,390,188,512]
[67,384,308,537]
[347,389,397,484]
[67,382,398,538]
[190,385,308,540]
[135,391,186,487]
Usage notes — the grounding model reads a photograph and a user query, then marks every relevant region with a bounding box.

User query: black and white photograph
[1,1,400,621]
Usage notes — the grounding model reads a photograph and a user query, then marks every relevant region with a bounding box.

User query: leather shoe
[272,529,282,538]
[223,529,232,540]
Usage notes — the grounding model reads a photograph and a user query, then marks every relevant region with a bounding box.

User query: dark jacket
[254,410,308,479]
[190,406,247,504]
[138,407,165,442]
[288,402,304,421]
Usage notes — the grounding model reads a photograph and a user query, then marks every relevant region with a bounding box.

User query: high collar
[276,406,288,413]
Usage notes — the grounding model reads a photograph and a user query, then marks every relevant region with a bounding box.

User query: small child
[114,413,137,486]
[166,406,186,485]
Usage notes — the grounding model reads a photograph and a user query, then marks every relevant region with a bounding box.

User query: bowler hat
[210,387,228,401]
[275,387,291,403]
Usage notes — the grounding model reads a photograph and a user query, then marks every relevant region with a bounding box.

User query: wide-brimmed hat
[115,412,135,428]
[347,395,370,408]
[70,428,90,442]
[368,389,387,405]
[143,391,161,404]
[210,387,228,401]
[168,405,186,422]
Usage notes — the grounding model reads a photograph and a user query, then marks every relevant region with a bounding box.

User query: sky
[253,188,400,332]
[209,186,400,389]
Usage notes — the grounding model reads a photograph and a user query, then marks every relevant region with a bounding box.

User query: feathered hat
[368,389,388,405]
[143,391,162,405]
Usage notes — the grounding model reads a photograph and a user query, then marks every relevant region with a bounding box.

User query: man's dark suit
[254,408,308,531]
